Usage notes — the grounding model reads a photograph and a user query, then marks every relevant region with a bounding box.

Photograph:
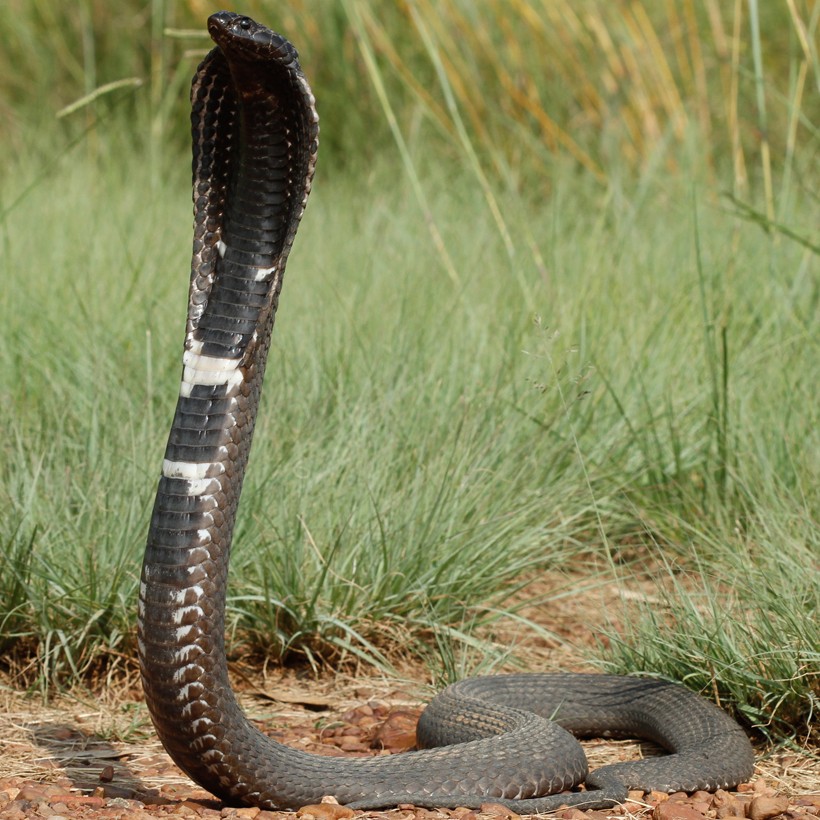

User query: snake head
[207,11,299,66]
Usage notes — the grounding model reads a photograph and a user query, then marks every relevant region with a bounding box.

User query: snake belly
[137,11,755,812]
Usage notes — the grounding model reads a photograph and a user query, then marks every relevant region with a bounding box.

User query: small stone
[99,765,115,782]
[296,803,355,820]
[16,785,48,802]
[108,797,142,809]
[650,792,672,804]
[1,788,20,804]
[560,810,588,820]
[747,795,789,820]
[713,789,745,818]
[654,800,709,820]
[234,808,261,819]
[55,795,106,808]
[371,709,420,753]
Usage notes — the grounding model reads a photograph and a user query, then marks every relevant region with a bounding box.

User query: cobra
[138,11,755,811]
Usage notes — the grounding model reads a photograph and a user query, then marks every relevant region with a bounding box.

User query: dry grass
[2,0,815,183]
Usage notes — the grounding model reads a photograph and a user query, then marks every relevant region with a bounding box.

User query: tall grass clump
[2,0,816,178]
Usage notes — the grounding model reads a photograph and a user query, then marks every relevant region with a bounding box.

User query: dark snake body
[138,11,755,812]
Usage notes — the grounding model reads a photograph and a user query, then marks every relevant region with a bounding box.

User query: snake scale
[138,11,755,812]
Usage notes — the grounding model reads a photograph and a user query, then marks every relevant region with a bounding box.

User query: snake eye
[238,16,252,30]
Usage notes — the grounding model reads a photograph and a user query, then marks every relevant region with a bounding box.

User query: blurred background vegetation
[2,0,817,191]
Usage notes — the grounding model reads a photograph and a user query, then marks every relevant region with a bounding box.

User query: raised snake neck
[137,11,755,812]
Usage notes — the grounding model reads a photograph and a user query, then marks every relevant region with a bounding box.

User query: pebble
[0,793,13,808]
[371,709,420,752]
[58,794,106,808]
[16,784,72,802]
[654,800,711,820]
[560,810,588,820]
[107,797,138,808]
[581,811,612,820]
[748,795,790,820]
[712,788,747,818]
[794,797,820,809]
[296,802,356,819]
[739,779,776,796]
